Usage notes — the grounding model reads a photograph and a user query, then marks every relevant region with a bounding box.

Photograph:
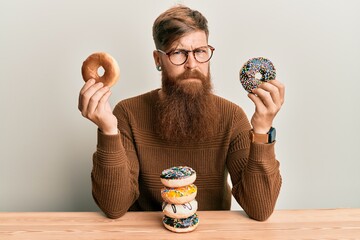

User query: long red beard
[156,67,219,142]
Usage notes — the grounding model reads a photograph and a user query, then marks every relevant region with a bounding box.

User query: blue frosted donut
[160,166,196,188]
[162,213,199,233]
[239,57,276,92]
[160,166,195,179]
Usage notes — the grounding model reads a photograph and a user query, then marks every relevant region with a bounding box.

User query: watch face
[268,127,276,143]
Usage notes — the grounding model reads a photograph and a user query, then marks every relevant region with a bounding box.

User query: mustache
[175,69,207,82]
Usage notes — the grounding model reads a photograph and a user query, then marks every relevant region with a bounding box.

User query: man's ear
[153,50,161,67]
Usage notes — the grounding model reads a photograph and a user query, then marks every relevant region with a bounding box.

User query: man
[78,5,285,221]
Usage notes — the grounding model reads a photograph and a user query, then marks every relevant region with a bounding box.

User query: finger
[78,79,96,110]
[257,82,281,107]
[80,82,104,115]
[269,80,285,105]
[248,92,266,112]
[87,86,110,116]
[251,87,275,109]
[97,89,112,112]
[79,79,96,96]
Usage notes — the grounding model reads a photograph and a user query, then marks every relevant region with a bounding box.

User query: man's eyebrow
[173,45,208,51]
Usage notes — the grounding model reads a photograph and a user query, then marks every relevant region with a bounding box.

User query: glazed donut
[160,166,196,188]
[81,52,120,87]
[162,213,199,233]
[161,184,197,205]
[162,199,198,219]
[239,57,276,92]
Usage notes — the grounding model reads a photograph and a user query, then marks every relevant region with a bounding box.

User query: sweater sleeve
[226,107,282,221]
[91,103,140,219]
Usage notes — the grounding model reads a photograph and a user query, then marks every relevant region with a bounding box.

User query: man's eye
[172,50,185,55]
[195,49,207,54]
[195,48,208,55]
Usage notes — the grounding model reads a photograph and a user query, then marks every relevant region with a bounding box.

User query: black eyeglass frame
[157,45,215,66]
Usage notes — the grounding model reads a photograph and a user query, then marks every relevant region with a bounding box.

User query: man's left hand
[248,80,285,134]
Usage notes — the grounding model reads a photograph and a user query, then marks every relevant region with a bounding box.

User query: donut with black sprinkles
[239,57,276,92]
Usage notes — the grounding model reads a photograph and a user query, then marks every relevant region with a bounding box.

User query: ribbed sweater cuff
[97,129,124,153]
[250,141,276,162]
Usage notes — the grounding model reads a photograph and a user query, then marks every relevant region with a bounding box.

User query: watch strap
[250,127,276,144]
[250,130,268,144]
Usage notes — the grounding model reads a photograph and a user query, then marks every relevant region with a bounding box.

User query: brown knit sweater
[91,89,281,221]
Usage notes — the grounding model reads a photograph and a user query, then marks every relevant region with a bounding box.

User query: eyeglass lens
[169,46,213,65]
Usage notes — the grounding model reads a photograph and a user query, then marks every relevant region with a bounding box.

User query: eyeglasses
[157,45,215,66]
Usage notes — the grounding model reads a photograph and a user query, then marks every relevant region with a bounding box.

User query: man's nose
[184,52,198,69]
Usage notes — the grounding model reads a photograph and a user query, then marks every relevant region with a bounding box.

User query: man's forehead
[170,31,208,50]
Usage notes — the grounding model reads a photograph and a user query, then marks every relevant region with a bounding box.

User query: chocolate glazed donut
[81,52,120,87]
[239,57,276,92]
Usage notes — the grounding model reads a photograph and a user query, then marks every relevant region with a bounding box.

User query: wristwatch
[250,127,276,144]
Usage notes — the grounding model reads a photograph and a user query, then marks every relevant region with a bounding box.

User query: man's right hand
[78,79,118,135]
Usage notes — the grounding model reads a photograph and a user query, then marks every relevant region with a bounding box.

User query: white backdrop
[1,0,359,212]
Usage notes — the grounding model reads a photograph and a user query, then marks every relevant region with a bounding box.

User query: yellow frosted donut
[161,184,197,205]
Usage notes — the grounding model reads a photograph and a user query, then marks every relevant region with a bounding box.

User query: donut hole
[255,72,262,80]
[97,66,105,77]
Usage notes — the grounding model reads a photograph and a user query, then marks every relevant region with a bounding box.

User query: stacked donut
[160,166,199,233]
